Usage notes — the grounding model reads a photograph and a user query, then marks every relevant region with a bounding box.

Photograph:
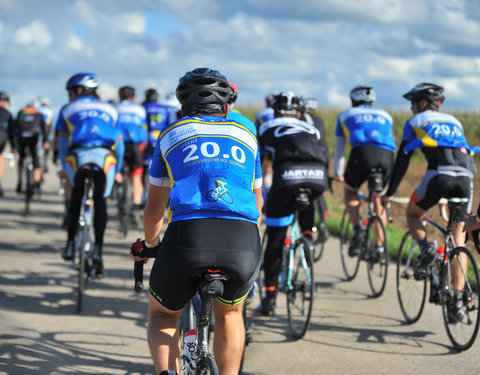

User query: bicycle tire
[24,160,34,215]
[118,179,131,238]
[396,231,427,324]
[196,354,219,375]
[442,246,480,351]
[339,210,360,280]
[312,198,327,262]
[76,224,89,313]
[287,237,315,340]
[366,215,389,298]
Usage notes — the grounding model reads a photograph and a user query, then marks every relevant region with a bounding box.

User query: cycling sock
[158,371,177,375]
[301,230,313,241]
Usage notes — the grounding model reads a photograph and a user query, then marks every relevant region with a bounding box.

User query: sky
[1,0,480,116]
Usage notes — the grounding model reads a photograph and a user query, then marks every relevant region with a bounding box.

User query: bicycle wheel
[312,198,327,262]
[287,237,314,340]
[76,225,89,313]
[443,246,480,351]
[396,231,427,324]
[366,215,389,298]
[339,210,360,280]
[196,354,219,375]
[24,160,34,215]
[118,179,131,238]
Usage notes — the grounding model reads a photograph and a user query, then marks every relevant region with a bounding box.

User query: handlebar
[131,240,159,293]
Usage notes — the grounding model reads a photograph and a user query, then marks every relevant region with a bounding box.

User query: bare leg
[406,200,426,242]
[451,221,468,292]
[0,153,4,181]
[373,195,387,245]
[213,300,245,375]
[132,174,144,205]
[345,187,361,227]
[147,294,183,374]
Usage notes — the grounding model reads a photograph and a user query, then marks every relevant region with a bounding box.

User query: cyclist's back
[141,67,262,375]
[258,91,328,316]
[57,73,124,278]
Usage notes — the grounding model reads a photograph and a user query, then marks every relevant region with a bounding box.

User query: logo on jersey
[273,123,320,139]
[281,169,324,180]
[206,179,234,204]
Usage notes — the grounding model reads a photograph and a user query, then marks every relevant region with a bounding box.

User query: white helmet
[350,85,376,103]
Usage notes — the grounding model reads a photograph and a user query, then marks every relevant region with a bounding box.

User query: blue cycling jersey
[116,100,147,143]
[255,107,274,130]
[143,100,171,145]
[149,116,263,224]
[402,110,478,154]
[56,96,124,173]
[335,104,397,152]
[227,108,257,135]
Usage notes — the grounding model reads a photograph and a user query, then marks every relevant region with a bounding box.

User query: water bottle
[279,237,291,291]
[183,329,197,375]
[431,245,444,290]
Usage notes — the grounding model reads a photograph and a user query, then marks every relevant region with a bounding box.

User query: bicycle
[72,166,96,313]
[396,197,480,351]
[339,168,389,298]
[117,162,133,238]
[23,152,35,215]
[133,250,227,375]
[257,188,315,340]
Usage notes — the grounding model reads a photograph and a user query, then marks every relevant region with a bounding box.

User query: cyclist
[57,72,124,278]
[301,97,330,243]
[142,88,171,170]
[384,83,476,317]
[257,91,329,316]
[14,100,49,194]
[132,67,262,375]
[0,91,16,197]
[116,86,147,223]
[161,92,182,124]
[334,85,396,256]
[254,93,275,132]
[226,80,257,135]
[37,97,54,173]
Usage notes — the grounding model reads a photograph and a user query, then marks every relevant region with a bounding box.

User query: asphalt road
[1,162,479,375]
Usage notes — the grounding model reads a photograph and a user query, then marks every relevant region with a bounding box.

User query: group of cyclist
[2,69,479,374]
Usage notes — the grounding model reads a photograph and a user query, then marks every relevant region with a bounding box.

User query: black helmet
[403,83,445,106]
[271,91,302,116]
[0,91,9,102]
[119,86,135,100]
[66,72,98,90]
[176,67,231,112]
[145,88,158,102]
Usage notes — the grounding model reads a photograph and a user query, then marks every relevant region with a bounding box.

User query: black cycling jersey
[300,112,330,168]
[258,116,329,168]
[0,107,15,151]
[15,107,47,141]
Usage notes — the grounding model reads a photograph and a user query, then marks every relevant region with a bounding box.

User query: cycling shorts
[124,142,144,177]
[18,135,40,168]
[149,218,261,311]
[0,131,7,153]
[412,169,473,219]
[265,162,327,226]
[344,146,394,194]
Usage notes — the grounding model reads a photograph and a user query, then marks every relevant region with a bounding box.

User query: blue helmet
[66,73,98,90]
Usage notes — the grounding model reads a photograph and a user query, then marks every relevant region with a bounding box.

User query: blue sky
[1,0,479,116]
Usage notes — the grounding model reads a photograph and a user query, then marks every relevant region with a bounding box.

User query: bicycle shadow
[0,330,154,375]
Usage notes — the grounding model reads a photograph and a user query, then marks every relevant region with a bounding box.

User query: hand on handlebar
[130,238,160,262]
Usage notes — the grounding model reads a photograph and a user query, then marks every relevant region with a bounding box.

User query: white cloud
[67,34,84,50]
[13,20,52,48]
[120,13,146,34]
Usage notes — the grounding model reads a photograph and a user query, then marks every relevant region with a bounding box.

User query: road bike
[339,169,389,297]
[73,166,96,313]
[133,251,227,375]
[257,188,315,340]
[396,197,480,351]
[116,162,133,238]
[23,152,36,215]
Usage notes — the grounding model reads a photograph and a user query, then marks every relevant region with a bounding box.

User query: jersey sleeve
[149,140,171,187]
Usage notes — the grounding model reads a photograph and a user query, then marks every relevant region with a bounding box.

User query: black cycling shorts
[123,142,144,176]
[412,170,473,219]
[149,218,261,311]
[344,146,394,193]
[265,162,327,222]
[18,135,40,168]
[0,131,7,153]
